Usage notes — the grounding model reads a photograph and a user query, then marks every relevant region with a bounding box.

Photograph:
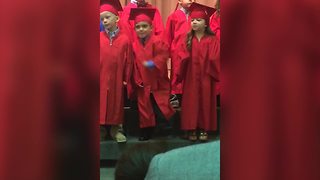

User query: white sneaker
[110,125,127,143]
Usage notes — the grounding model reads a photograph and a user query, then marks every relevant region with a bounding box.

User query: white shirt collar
[180,7,189,15]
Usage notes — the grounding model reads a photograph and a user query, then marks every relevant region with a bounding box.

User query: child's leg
[137,89,156,128]
[110,124,127,143]
[169,94,180,108]
[198,129,208,142]
[188,129,198,141]
[150,94,167,123]
[150,94,173,137]
[100,125,109,141]
[139,127,154,141]
[137,89,156,141]
[170,55,183,108]
[170,55,183,95]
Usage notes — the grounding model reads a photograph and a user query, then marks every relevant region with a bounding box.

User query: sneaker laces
[170,94,178,102]
[170,94,180,108]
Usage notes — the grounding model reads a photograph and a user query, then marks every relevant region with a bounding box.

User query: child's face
[136,0,147,7]
[178,0,194,9]
[100,11,119,31]
[191,18,206,32]
[134,21,152,39]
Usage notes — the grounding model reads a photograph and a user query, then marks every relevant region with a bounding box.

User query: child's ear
[115,16,120,23]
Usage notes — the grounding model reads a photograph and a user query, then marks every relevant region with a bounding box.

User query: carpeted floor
[100,167,115,180]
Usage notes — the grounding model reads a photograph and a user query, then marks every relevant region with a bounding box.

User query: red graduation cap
[129,7,156,25]
[189,2,216,24]
[100,0,123,15]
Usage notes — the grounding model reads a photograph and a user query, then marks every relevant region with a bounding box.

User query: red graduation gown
[177,35,220,131]
[132,35,175,128]
[121,3,164,42]
[100,31,133,125]
[165,9,191,94]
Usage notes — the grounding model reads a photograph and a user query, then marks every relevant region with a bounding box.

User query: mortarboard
[189,2,216,24]
[100,0,123,15]
[129,7,156,25]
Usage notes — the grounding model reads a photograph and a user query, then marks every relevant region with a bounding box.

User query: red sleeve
[119,19,134,43]
[133,63,143,86]
[152,40,170,78]
[154,8,164,36]
[165,14,175,50]
[210,14,220,41]
[206,37,220,81]
[123,40,134,98]
[132,43,143,87]
[123,41,132,83]
[119,5,135,42]
[175,41,190,83]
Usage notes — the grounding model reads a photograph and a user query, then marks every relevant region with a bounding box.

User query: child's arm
[150,40,170,77]
[206,38,220,82]
[131,42,144,88]
[210,14,220,41]
[165,14,175,51]
[123,42,133,85]
[133,60,144,87]
[175,41,190,83]
[122,41,135,99]
[154,8,165,36]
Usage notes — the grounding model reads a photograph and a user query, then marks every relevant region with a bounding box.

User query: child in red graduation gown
[165,0,194,107]
[176,2,220,141]
[129,8,175,141]
[210,0,220,41]
[100,0,133,143]
[121,0,164,42]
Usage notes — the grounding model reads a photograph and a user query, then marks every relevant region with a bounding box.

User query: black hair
[114,142,168,180]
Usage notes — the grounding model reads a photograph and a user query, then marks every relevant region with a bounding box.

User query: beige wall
[119,0,215,26]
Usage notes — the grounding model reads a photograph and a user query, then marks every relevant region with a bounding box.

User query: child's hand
[123,81,127,86]
[143,60,155,69]
[138,83,144,88]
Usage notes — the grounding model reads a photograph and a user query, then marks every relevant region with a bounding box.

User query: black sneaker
[170,94,180,108]
[138,127,153,141]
